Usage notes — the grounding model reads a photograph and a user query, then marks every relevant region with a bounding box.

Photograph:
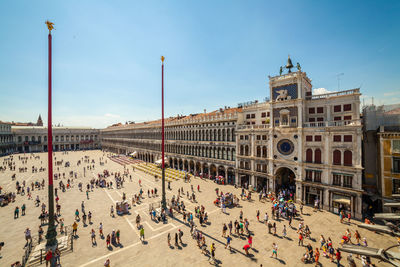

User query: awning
[332,194,351,205]
[155,157,168,164]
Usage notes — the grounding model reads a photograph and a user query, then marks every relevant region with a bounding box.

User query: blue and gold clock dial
[277,139,294,155]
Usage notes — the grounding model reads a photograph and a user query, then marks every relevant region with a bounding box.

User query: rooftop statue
[296,62,301,71]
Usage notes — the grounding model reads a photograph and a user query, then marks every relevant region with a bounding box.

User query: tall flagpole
[45,20,57,247]
[161,56,166,211]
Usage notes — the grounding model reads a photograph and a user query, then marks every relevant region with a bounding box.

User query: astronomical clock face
[277,139,294,155]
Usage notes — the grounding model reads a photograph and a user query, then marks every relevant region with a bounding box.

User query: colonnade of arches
[165,144,235,161]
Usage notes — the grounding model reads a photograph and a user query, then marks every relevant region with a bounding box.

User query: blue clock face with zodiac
[277,139,294,155]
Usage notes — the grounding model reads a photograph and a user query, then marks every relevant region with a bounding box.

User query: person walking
[178,229,183,244]
[225,235,232,250]
[282,225,287,238]
[90,229,96,246]
[298,232,304,246]
[116,230,120,244]
[335,249,342,267]
[99,222,103,238]
[167,233,171,246]
[21,204,26,216]
[175,232,179,246]
[72,221,78,236]
[140,227,145,243]
[271,243,278,258]
[210,243,216,263]
[222,224,227,237]
[315,247,320,266]
[106,234,111,248]
[256,210,260,221]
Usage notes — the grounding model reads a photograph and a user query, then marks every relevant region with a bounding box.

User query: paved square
[0,150,395,266]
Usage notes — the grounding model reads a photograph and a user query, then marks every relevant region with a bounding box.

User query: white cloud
[313,88,335,95]
[383,91,400,97]
[52,114,125,129]
[104,113,120,118]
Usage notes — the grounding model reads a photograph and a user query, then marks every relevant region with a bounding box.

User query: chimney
[204,109,206,114]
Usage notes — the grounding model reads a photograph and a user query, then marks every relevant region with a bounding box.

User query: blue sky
[0,0,399,128]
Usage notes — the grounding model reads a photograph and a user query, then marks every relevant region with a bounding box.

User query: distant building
[362,104,400,212]
[12,126,101,152]
[36,114,43,126]
[0,121,14,156]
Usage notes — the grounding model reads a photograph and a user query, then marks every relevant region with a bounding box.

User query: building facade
[102,109,239,184]
[101,66,363,219]
[378,126,400,212]
[0,122,15,156]
[12,126,101,152]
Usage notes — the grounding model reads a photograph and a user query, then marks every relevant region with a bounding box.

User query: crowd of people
[0,151,383,267]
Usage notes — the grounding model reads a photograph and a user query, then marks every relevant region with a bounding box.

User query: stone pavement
[0,150,395,266]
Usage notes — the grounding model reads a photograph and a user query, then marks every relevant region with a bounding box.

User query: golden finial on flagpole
[161,56,165,63]
[45,20,55,33]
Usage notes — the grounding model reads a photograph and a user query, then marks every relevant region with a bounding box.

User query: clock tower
[267,56,312,202]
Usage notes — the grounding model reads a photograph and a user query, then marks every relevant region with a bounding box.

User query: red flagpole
[161,56,166,210]
[48,33,53,187]
[45,21,57,247]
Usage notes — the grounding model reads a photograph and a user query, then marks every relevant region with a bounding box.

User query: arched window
[306,149,313,163]
[314,149,322,164]
[227,148,230,160]
[222,129,225,141]
[344,150,352,166]
[245,145,249,156]
[240,145,244,155]
[256,146,261,157]
[227,129,231,141]
[333,150,341,165]
[214,129,217,141]
[232,149,235,161]
[218,129,221,141]
[262,146,267,158]
[232,129,235,141]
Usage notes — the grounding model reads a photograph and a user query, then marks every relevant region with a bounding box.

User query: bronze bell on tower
[286,55,293,73]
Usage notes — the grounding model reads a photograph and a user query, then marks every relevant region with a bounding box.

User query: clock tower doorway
[275,167,296,193]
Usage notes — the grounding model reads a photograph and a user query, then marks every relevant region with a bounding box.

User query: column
[250,175,255,190]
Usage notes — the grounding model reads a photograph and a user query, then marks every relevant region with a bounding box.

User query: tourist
[222,223,227,237]
[99,222,103,238]
[298,232,304,246]
[271,242,278,258]
[106,234,111,248]
[247,234,253,248]
[314,247,320,266]
[225,235,232,250]
[21,204,26,216]
[14,206,19,219]
[54,247,61,265]
[45,249,52,267]
[90,229,96,246]
[116,229,120,244]
[110,205,114,217]
[167,233,171,246]
[140,227,145,243]
[335,249,342,267]
[282,225,287,238]
[210,243,216,263]
[75,209,80,220]
[72,221,78,236]
[243,243,250,256]
[104,258,110,267]
[24,228,32,246]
